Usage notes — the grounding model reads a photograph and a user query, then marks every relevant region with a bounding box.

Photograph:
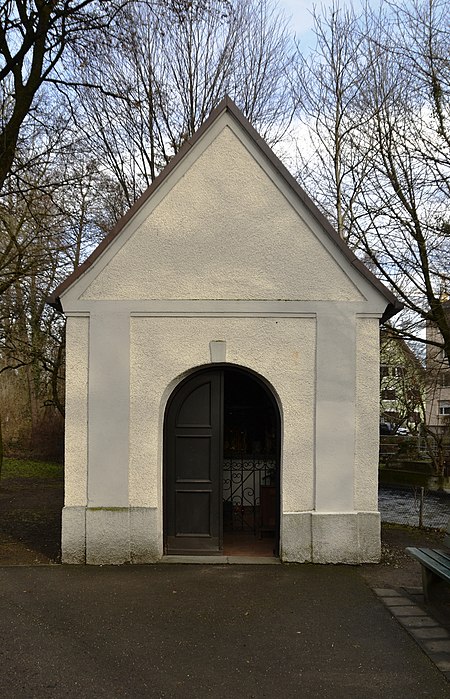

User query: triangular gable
[49,97,401,319]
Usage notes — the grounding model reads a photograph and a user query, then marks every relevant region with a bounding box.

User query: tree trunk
[0,412,3,483]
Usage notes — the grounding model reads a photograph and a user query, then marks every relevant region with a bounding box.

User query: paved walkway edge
[374,587,450,682]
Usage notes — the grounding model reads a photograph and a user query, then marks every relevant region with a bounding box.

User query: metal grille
[223,455,276,533]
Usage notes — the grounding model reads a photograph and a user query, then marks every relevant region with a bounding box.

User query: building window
[441,373,450,388]
[381,389,396,400]
[393,366,404,377]
[438,402,450,416]
[380,365,389,378]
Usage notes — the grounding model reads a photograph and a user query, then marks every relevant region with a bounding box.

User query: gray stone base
[62,508,380,565]
[61,506,161,564]
[281,511,380,564]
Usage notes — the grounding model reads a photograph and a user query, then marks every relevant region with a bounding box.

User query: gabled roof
[48,96,402,321]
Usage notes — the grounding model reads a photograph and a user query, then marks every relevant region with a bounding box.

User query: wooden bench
[406,547,450,602]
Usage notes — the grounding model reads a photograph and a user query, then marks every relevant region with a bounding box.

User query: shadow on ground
[0,476,63,564]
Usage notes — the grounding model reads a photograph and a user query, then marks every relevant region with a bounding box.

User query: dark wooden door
[164,370,223,554]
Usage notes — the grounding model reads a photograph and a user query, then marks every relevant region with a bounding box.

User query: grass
[1,458,63,480]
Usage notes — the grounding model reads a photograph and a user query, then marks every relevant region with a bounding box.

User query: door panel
[176,381,212,426]
[175,436,211,481]
[175,491,211,535]
[165,371,222,554]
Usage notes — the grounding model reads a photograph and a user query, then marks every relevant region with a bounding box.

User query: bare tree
[0,89,126,459]
[0,0,118,191]
[72,0,295,205]
[293,0,450,362]
[293,4,372,240]
[0,0,297,456]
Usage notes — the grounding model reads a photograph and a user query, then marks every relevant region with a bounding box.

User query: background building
[380,329,424,434]
[426,301,450,434]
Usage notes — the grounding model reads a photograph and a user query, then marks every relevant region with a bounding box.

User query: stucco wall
[64,315,89,506]
[354,317,380,511]
[129,316,316,513]
[81,127,363,303]
[61,307,382,564]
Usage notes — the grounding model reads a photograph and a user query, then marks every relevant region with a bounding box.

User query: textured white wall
[81,127,362,303]
[129,316,316,513]
[314,309,356,511]
[87,311,130,507]
[354,317,380,511]
[64,316,89,506]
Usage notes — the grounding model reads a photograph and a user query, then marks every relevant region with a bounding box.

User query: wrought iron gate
[222,454,277,533]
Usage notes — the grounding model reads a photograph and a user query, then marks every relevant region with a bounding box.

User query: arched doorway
[164,366,280,557]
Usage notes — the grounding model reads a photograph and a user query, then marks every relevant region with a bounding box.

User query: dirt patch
[359,524,447,588]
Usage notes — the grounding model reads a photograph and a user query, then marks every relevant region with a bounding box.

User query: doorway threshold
[161,555,280,564]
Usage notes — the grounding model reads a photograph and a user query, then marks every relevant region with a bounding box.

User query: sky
[277,0,323,36]
[277,0,373,49]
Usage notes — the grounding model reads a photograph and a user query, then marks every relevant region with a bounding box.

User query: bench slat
[413,547,450,567]
[406,547,450,583]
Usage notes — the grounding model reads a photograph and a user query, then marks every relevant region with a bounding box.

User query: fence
[379,485,450,530]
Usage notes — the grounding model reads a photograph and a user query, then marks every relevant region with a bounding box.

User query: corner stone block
[281,513,312,562]
[61,506,86,564]
[312,513,359,564]
[86,508,130,564]
[130,508,161,563]
[357,511,381,563]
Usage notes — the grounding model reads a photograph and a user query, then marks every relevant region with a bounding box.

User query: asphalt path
[0,564,448,698]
